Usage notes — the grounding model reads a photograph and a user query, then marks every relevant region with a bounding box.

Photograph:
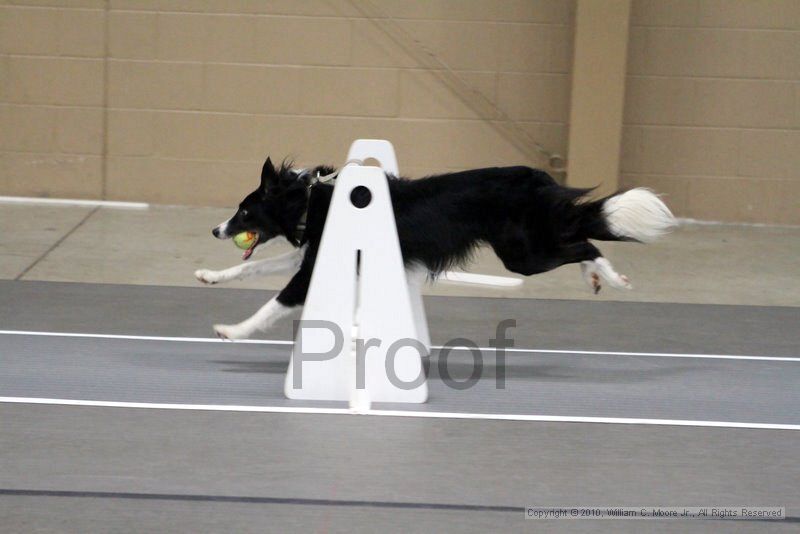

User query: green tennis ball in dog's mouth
[233,231,257,250]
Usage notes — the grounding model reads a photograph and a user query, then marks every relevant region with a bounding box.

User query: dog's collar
[293,169,330,243]
[294,159,365,243]
[303,158,363,190]
[305,168,338,189]
[295,212,309,244]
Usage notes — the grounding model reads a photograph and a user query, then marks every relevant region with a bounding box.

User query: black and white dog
[196,157,675,340]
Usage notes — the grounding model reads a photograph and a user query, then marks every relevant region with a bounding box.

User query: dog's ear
[260,157,277,191]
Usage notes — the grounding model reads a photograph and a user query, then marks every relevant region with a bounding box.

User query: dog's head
[212,157,309,260]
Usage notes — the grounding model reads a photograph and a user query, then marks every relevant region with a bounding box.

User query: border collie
[196,157,675,340]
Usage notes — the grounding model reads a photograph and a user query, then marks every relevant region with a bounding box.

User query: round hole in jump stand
[350,185,372,209]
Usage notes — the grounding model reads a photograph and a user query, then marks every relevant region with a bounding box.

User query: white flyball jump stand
[285,140,429,408]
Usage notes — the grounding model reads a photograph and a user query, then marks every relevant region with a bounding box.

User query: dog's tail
[598,188,676,242]
[576,188,676,243]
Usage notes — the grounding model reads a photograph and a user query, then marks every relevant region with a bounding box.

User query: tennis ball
[233,231,258,250]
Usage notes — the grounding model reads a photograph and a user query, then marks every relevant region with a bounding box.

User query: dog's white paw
[581,262,602,294]
[615,274,633,290]
[195,269,221,285]
[583,258,633,292]
[213,323,247,341]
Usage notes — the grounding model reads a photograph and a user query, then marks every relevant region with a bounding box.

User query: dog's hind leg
[581,261,603,294]
[529,240,632,293]
[581,256,632,293]
[493,238,603,277]
[195,247,305,285]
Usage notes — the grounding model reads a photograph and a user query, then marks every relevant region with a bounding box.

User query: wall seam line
[100,0,111,200]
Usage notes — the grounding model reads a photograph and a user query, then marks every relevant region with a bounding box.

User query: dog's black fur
[216,157,641,309]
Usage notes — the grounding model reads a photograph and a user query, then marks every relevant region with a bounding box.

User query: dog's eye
[241,209,248,217]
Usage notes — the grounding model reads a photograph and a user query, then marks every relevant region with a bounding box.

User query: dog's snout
[212,220,232,239]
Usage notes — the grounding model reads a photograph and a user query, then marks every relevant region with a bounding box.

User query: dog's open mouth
[242,234,260,261]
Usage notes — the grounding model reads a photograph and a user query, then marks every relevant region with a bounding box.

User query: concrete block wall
[622,0,800,225]
[1,0,798,224]
[0,0,106,199]
[0,0,573,206]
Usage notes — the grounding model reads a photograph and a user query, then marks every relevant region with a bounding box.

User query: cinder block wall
[0,0,573,206]
[622,0,800,225]
[2,1,798,224]
[0,0,106,199]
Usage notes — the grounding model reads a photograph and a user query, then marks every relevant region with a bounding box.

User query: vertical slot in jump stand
[285,140,429,408]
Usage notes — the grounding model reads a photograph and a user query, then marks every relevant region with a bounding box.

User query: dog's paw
[581,262,602,294]
[582,258,632,292]
[594,257,633,290]
[589,272,602,294]
[195,269,221,285]
[616,274,633,290]
[213,323,247,341]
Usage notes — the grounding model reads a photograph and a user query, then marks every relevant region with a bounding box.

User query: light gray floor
[1,203,799,306]
[0,281,798,532]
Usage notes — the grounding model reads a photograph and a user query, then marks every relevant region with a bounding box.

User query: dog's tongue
[242,241,257,261]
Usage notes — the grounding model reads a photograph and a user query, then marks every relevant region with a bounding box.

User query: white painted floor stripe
[0,329,292,346]
[0,397,797,431]
[0,329,796,362]
[0,196,149,209]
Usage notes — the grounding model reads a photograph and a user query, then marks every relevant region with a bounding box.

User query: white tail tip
[602,188,676,243]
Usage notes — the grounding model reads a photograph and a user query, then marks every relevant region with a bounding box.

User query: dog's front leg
[213,296,300,340]
[195,247,304,285]
[213,252,315,340]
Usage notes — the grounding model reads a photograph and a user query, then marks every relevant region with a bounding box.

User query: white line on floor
[0,396,797,431]
[0,329,292,346]
[0,329,796,362]
[0,196,149,210]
